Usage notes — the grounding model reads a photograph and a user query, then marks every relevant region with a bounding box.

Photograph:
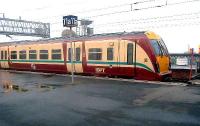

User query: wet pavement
[0,70,200,126]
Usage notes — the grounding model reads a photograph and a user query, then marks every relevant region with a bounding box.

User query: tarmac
[0,70,200,126]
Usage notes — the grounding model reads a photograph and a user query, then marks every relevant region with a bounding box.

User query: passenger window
[76,48,80,61]
[40,50,48,59]
[5,51,7,60]
[52,49,61,60]
[29,50,37,59]
[127,43,133,65]
[107,48,113,60]
[11,51,17,59]
[19,50,26,59]
[68,48,71,61]
[1,51,3,60]
[88,48,102,60]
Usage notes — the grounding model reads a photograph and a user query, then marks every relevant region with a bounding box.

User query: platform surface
[0,70,200,126]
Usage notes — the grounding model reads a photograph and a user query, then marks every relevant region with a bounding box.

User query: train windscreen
[150,39,168,56]
[150,40,162,56]
[159,39,169,55]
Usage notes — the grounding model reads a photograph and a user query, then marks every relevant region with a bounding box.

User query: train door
[128,42,136,76]
[74,42,83,73]
[0,47,9,69]
[122,40,135,77]
[67,42,83,73]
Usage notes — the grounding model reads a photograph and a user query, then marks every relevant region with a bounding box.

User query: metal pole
[70,27,74,83]
[189,48,194,80]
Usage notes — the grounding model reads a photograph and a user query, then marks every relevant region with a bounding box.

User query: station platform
[171,65,200,81]
[0,70,200,126]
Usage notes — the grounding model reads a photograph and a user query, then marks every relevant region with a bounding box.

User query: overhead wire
[32,0,155,21]
[19,0,200,36]
[50,11,200,34]
[49,0,200,25]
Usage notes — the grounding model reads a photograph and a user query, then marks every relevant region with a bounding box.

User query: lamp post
[70,27,74,83]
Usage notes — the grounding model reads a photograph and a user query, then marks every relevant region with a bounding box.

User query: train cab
[145,31,171,79]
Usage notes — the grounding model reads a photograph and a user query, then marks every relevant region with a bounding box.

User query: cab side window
[68,48,71,61]
[127,43,133,65]
[107,48,113,60]
[76,48,80,61]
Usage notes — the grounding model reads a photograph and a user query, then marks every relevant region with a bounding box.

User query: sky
[0,0,200,53]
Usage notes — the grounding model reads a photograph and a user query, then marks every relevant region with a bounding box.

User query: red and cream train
[0,31,171,81]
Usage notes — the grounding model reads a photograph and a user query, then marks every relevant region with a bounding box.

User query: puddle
[37,84,56,89]
[35,83,62,92]
[0,80,65,93]
[1,80,28,93]
[42,73,56,78]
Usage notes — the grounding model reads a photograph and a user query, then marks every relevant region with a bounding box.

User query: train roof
[0,31,147,46]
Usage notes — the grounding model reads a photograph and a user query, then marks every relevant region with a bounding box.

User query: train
[0,31,171,81]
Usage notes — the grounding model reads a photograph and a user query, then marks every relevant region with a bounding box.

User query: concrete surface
[0,70,200,126]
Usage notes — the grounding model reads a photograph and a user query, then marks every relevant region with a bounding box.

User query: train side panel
[84,39,120,76]
[9,42,67,73]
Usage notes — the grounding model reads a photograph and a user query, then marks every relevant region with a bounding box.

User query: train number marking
[95,68,105,73]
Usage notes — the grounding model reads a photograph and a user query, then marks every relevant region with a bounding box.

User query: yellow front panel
[156,56,170,73]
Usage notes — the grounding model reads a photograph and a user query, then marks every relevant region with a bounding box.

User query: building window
[127,43,134,65]
[52,49,61,60]
[76,48,80,61]
[40,50,48,59]
[19,50,26,59]
[88,48,102,60]
[107,48,113,60]
[11,51,17,59]
[29,50,37,59]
